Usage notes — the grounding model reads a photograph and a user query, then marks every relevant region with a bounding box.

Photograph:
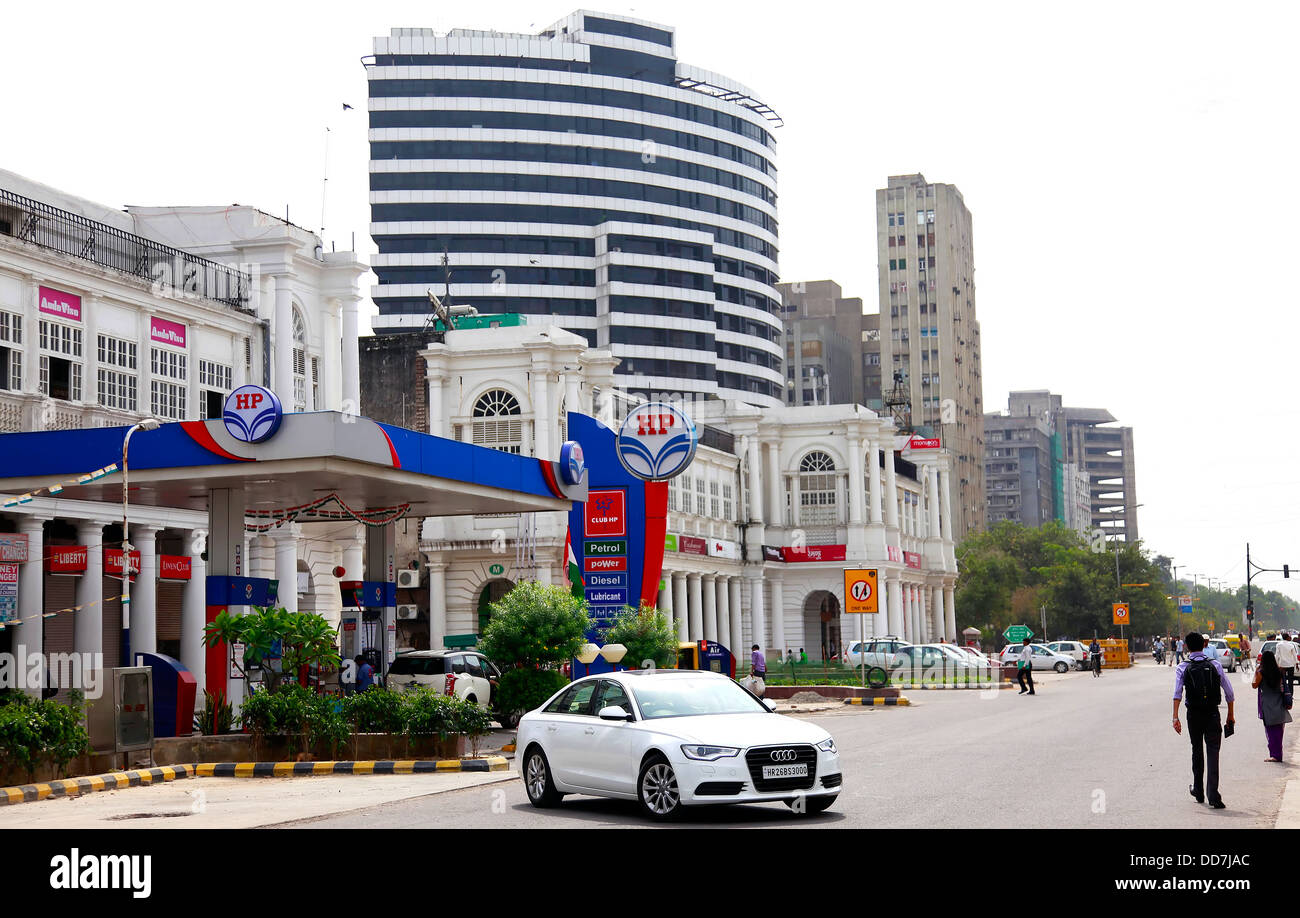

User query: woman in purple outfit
[1253,650,1292,761]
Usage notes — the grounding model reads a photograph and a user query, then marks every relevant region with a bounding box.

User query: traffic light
[1286,565,1291,579]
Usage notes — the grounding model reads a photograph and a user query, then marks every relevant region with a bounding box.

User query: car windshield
[630,676,769,719]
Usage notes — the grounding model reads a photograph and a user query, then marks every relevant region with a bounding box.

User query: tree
[478,581,591,667]
[203,606,340,693]
[604,602,679,669]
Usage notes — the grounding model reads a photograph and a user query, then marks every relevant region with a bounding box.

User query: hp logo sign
[223,385,283,444]
[615,403,698,481]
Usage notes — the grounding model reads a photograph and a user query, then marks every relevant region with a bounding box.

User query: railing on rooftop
[0,188,253,311]
[674,77,784,128]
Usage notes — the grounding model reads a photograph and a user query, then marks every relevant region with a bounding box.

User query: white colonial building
[405,320,957,661]
[0,169,367,686]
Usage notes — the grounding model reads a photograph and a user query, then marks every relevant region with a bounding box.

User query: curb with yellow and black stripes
[843,696,911,706]
[0,757,509,807]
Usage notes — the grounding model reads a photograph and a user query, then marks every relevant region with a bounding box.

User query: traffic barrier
[0,757,508,807]
[843,696,911,706]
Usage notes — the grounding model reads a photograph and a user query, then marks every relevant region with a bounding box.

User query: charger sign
[615,403,697,481]
[223,384,284,444]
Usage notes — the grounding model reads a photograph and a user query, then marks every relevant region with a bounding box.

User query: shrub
[195,690,236,735]
[239,685,345,758]
[343,687,407,735]
[495,667,568,721]
[205,606,339,692]
[604,603,679,669]
[0,691,90,782]
[479,581,591,667]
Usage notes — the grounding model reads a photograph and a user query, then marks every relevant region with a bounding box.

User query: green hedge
[0,690,91,782]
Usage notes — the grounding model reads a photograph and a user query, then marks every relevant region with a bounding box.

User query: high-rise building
[775,279,873,408]
[993,390,1139,542]
[875,174,983,540]
[365,10,784,406]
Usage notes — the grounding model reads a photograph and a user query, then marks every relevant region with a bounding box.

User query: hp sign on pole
[615,403,698,481]
[223,384,283,444]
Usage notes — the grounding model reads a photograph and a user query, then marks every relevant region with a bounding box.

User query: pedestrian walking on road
[1175,638,1186,665]
[1275,632,1299,689]
[1017,638,1036,695]
[1166,634,1175,667]
[1090,638,1103,677]
[1253,650,1292,762]
[1172,631,1235,809]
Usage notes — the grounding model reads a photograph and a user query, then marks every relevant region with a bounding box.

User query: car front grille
[745,744,818,792]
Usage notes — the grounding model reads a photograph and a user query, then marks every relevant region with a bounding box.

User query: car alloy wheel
[638,756,682,820]
[524,748,562,808]
[1054,662,1068,673]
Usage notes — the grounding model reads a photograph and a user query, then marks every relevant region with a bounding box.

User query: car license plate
[762,763,808,779]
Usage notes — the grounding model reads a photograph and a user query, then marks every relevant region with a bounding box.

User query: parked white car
[997,643,1076,673]
[1045,641,1089,670]
[385,650,508,717]
[517,670,842,820]
[844,637,912,668]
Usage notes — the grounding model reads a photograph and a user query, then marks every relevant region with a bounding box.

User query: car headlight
[680,744,741,761]
[816,737,837,754]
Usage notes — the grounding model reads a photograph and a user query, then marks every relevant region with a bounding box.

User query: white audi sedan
[516,669,842,820]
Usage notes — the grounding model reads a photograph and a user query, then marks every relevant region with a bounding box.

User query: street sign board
[1179,595,1193,615]
[1112,603,1130,625]
[1003,625,1033,643]
[843,568,879,614]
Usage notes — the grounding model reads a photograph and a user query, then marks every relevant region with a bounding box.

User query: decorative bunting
[244,492,411,532]
[2,463,119,508]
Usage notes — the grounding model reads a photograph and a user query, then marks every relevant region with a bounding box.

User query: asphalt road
[279,658,1300,829]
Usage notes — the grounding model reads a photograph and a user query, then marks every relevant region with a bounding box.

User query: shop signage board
[0,562,17,623]
[784,544,847,563]
[0,534,28,563]
[903,551,922,570]
[708,539,740,560]
[159,555,192,581]
[679,536,707,556]
[47,546,88,574]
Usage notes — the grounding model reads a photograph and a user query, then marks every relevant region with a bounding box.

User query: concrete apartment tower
[875,173,984,541]
[775,279,880,408]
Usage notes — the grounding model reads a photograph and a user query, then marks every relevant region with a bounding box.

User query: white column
[867,439,883,524]
[427,373,445,436]
[428,561,447,652]
[342,526,365,582]
[747,438,764,523]
[74,521,104,662]
[901,583,911,642]
[887,576,903,638]
[944,586,957,642]
[884,444,900,528]
[16,516,47,693]
[928,466,942,538]
[673,573,689,641]
[563,372,580,423]
[532,366,551,459]
[771,577,785,659]
[847,437,864,525]
[687,574,703,642]
[729,577,743,654]
[750,576,767,656]
[702,574,718,642]
[939,468,953,542]
[341,297,360,412]
[182,532,206,687]
[274,275,294,404]
[766,442,783,527]
[535,564,552,587]
[132,525,159,659]
[933,586,944,640]
[715,576,730,648]
[658,571,674,635]
[274,524,299,613]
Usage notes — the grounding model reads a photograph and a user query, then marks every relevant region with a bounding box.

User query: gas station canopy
[0,413,585,517]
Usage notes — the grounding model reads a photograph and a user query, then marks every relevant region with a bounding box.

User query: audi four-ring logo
[769,749,798,762]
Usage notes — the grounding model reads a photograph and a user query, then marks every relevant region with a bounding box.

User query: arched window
[292,308,307,411]
[471,389,523,454]
[798,451,839,527]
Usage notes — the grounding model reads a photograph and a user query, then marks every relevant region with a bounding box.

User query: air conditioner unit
[396,570,420,589]
[396,604,419,620]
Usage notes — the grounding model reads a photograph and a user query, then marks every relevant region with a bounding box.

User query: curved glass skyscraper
[366,10,783,406]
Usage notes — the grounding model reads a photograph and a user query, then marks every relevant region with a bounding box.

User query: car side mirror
[598,705,632,722]
[763,699,778,712]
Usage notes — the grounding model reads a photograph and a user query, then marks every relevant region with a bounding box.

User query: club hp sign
[223,385,284,444]
[615,403,697,481]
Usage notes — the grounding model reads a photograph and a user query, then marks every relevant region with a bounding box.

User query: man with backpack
[1172,632,1236,809]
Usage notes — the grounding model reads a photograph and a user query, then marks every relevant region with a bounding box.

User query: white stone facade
[0,168,366,684]
[417,324,958,661]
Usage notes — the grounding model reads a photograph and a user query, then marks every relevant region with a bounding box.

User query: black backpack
[1183,657,1221,710]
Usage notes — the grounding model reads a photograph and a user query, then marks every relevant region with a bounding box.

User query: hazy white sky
[6,0,1299,605]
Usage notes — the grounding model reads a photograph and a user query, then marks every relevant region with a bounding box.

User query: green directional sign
[1003,624,1034,643]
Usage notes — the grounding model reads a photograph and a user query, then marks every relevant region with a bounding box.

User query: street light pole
[120,418,160,667]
